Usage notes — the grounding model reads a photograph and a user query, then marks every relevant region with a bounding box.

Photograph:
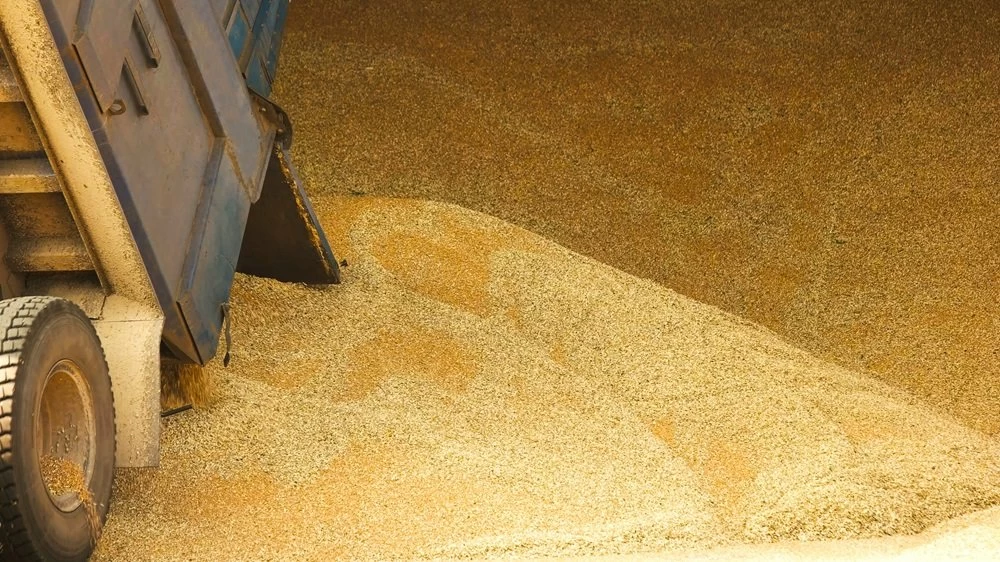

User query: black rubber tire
[0,297,115,562]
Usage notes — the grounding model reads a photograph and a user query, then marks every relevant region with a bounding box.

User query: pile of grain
[275,0,1000,436]
[92,197,1000,561]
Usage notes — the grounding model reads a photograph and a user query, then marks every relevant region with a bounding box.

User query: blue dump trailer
[0,1,338,559]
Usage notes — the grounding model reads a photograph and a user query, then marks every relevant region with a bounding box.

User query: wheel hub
[35,359,96,513]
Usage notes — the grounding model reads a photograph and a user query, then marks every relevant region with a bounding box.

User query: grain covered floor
[93,199,1000,561]
[274,0,1000,435]
[95,1,1000,559]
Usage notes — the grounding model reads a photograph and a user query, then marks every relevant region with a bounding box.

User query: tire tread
[0,297,115,562]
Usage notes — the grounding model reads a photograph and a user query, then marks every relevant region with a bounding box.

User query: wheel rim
[34,359,96,513]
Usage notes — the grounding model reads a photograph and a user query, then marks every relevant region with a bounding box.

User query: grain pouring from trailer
[0,1,339,560]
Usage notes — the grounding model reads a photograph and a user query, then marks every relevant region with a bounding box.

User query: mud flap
[236,144,341,284]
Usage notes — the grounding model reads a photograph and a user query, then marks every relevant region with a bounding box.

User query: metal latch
[221,302,233,367]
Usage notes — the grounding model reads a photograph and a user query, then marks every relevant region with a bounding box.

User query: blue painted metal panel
[227,0,289,98]
[245,55,270,98]
[243,0,262,21]
[178,147,252,359]
[226,4,250,63]
[37,0,277,364]
[34,0,328,365]
[37,0,199,362]
[265,0,289,82]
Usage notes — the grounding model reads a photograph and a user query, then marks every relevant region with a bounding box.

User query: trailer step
[6,236,92,272]
[0,159,59,193]
[0,58,19,102]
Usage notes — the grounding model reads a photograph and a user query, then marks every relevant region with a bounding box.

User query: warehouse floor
[97,0,1000,560]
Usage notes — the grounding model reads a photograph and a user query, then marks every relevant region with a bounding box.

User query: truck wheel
[0,297,115,562]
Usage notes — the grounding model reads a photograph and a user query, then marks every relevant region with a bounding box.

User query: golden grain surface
[92,198,1000,561]
[275,0,1000,435]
